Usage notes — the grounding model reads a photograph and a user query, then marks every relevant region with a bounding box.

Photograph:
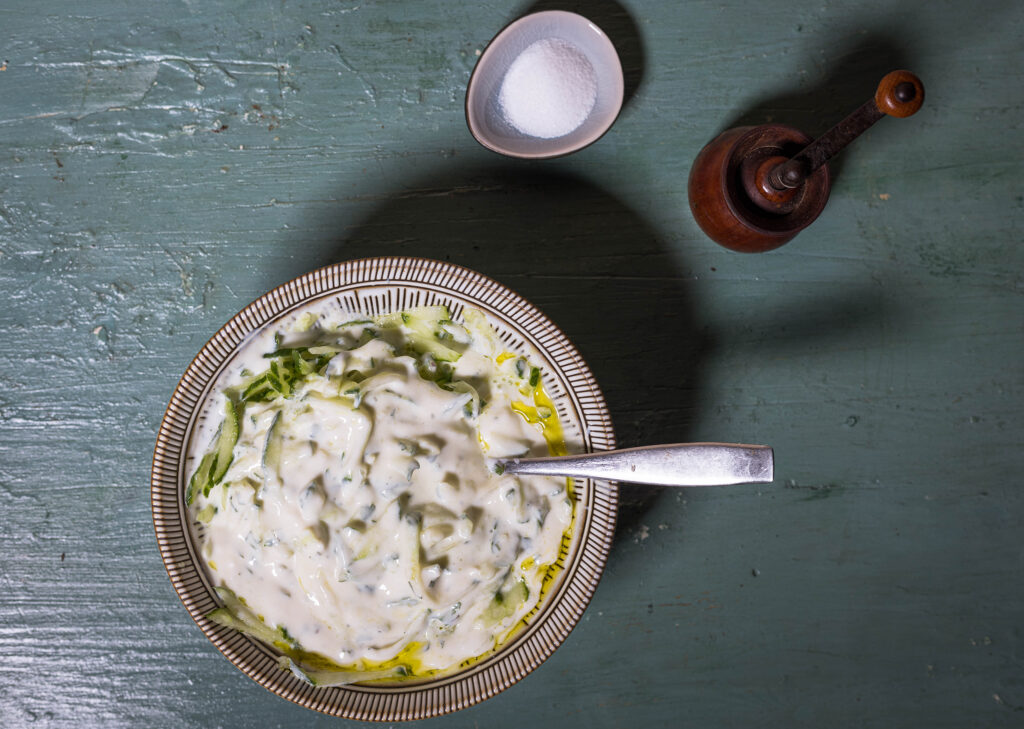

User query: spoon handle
[498,443,774,487]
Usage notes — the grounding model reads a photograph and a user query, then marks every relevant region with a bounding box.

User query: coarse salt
[498,38,597,139]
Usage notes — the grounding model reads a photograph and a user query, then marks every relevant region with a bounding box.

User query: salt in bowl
[466,11,625,159]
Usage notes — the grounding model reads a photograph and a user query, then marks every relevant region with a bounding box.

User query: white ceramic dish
[466,11,624,159]
[152,257,618,721]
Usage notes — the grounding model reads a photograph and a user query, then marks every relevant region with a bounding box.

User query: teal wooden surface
[1,0,1022,726]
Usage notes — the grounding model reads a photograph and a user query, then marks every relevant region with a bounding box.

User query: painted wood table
[1,0,1021,726]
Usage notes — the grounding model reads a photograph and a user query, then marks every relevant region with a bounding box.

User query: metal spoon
[496,443,774,487]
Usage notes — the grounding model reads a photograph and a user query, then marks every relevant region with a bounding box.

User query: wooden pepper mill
[688,70,925,252]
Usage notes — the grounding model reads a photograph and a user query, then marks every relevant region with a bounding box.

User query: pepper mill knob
[688,70,925,252]
[875,70,924,118]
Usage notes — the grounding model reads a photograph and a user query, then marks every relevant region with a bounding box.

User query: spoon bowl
[466,10,624,159]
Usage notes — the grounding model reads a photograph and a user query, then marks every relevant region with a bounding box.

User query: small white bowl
[466,11,624,159]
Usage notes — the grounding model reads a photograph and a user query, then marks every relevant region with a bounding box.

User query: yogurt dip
[186,304,573,685]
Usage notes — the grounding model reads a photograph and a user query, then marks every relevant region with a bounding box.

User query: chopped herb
[337,318,373,328]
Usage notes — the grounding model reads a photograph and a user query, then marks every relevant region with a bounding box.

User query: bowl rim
[151,256,618,721]
[465,10,625,160]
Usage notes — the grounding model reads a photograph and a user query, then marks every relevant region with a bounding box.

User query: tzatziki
[186,304,573,685]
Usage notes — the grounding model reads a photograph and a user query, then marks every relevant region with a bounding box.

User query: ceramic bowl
[465,11,624,159]
[151,257,618,721]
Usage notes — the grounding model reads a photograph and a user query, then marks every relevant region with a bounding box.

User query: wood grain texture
[1,0,1022,727]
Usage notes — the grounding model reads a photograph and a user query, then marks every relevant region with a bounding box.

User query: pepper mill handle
[875,70,925,118]
[768,70,925,191]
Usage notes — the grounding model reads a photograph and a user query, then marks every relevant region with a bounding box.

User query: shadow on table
[312,163,704,544]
